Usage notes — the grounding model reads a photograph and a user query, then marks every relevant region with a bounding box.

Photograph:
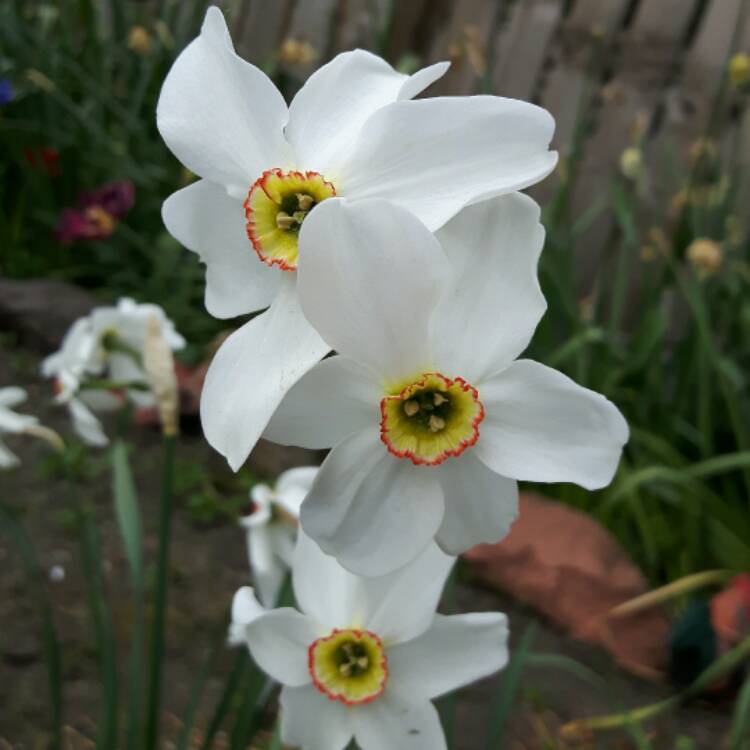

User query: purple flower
[0,79,13,108]
[55,180,135,244]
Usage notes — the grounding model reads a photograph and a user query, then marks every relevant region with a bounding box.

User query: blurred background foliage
[1,0,749,590]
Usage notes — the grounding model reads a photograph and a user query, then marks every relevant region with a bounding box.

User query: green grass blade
[112,440,145,750]
[729,671,750,750]
[145,434,177,750]
[199,650,250,750]
[483,621,537,750]
[175,623,227,750]
[0,502,63,749]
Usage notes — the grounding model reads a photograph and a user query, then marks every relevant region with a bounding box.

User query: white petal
[389,613,509,701]
[288,50,449,175]
[157,7,290,195]
[0,387,28,408]
[352,694,446,750]
[228,586,265,646]
[0,409,37,434]
[293,527,363,631]
[200,278,330,471]
[264,356,379,449]
[0,439,20,469]
[435,453,518,555]
[340,97,557,231]
[275,466,319,516]
[162,181,280,318]
[248,527,286,608]
[360,543,454,644]
[475,360,629,489]
[397,62,450,101]
[69,399,109,447]
[300,429,445,577]
[245,608,316,686]
[280,685,353,750]
[297,198,448,383]
[431,194,547,382]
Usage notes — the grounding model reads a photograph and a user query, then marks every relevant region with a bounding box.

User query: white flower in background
[42,298,185,446]
[0,387,41,468]
[158,6,557,471]
[239,466,318,609]
[264,196,629,576]
[232,532,508,750]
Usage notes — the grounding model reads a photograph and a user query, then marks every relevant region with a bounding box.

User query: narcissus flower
[238,466,318,609]
[264,196,629,575]
[42,298,185,446]
[159,6,557,471]
[0,388,40,468]
[232,532,508,750]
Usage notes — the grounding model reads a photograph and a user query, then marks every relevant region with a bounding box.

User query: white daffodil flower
[239,466,318,609]
[232,532,508,750]
[42,298,185,446]
[264,195,629,576]
[158,6,557,471]
[0,387,40,468]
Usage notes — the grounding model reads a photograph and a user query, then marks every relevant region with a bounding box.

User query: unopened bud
[728,52,750,88]
[686,238,723,275]
[143,315,179,436]
[128,25,152,55]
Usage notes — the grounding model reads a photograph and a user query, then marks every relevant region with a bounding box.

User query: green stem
[81,378,149,392]
[144,434,177,750]
[66,454,118,750]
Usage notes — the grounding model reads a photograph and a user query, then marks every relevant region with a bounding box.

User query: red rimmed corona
[308,628,388,705]
[380,372,484,466]
[244,168,336,271]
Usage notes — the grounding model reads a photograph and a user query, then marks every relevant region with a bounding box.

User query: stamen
[429,414,446,432]
[275,211,295,230]
[297,193,314,211]
[404,400,420,417]
[433,392,448,406]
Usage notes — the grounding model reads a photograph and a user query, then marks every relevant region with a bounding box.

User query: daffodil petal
[200,278,329,471]
[435,452,518,555]
[300,429,444,577]
[297,198,448,384]
[162,180,280,318]
[431,193,547,382]
[157,7,290,195]
[352,694,447,750]
[388,613,509,701]
[287,50,449,175]
[360,543,454,644]
[264,356,379,449]
[341,96,557,231]
[245,608,317,686]
[280,685,353,750]
[475,360,629,489]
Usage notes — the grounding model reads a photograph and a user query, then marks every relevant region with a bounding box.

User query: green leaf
[484,622,537,749]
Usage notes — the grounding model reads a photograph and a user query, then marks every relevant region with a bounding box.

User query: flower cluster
[159,8,628,748]
[42,298,184,446]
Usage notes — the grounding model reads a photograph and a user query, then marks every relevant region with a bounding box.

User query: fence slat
[491,0,563,101]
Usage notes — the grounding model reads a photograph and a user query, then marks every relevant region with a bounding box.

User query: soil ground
[0,351,733,749]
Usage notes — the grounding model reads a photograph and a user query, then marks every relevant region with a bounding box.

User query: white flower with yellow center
[264,195,630,576]
[0,387,41,468]
[232,532,508,750]
[239,466,318,609]
[158,6,558,471]
[42,298,185,446]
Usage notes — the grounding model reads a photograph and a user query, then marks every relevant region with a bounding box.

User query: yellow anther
[276,211,295,230]
[357,657,369,669]
[433,392,448,406]
[404,400,420,417]
[292,210,307,224]
[339,663,352,676]
[297,193,314,211]
[429,415,446,433]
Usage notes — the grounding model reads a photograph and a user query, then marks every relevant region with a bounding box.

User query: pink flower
[56,181,135,244]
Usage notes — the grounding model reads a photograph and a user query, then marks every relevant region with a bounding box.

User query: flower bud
[686,238,723,275]
[143,315,179,436]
